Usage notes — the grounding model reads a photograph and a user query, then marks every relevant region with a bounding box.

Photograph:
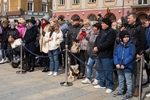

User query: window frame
[42,3,47,12]
[58,0,65,6]
[88,0,96,3]
[28,2,34,11]
[72,0,80,5]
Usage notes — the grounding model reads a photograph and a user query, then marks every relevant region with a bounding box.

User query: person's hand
[49,37,53,41]
[120,27,125,31]
[116,64,120,69]
[140,50,147,56]
[93,47,98,52]
[120,65,124,69]
[136,54,141,59]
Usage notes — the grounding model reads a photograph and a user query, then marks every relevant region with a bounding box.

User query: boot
[28,66,34,72]
[133,87,139,97]
[42,66,50,72]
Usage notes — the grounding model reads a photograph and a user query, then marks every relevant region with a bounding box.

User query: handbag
[71,41,80,53]
[10,38,22,49]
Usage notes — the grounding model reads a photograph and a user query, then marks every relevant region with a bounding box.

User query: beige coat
[39,25,49,52]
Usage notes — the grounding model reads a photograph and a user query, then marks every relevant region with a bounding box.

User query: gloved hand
[140,50,147,56]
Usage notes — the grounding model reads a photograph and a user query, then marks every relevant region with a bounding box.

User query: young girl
[113,30,135,100]
[45,19,63,76]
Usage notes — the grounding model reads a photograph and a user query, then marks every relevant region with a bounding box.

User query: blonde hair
[83,19,90,25]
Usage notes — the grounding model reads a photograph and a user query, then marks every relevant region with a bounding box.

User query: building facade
[0,0,52,19]
[52,0,150,22]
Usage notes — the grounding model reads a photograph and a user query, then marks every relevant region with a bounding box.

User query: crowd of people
[0,12,150,99]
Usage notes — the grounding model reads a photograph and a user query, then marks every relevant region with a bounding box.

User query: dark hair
[128,12,137,19]
[79,19,83,22]
[31,16,35,20]
[93,23,102,30]
[58,16,64,21]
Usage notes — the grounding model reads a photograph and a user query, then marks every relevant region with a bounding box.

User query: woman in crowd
[39,15,50,72]
[46,18,63,76]
[17,18,26,38]
[23,19,38,72]
[76,19,92,79]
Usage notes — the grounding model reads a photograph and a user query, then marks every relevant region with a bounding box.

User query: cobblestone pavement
[0,63,150,100]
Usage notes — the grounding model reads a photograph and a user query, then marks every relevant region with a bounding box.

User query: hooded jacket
[125,18,146,54]
[114,40,135,72]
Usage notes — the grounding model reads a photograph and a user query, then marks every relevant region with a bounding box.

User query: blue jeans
[86,57,99,80]
[118,70,132,96]
[1,49,6,59]
[48,48,60,72]
[98,58,114,90]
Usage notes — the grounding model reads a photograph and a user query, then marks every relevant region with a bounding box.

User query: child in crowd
[113,30,135,100]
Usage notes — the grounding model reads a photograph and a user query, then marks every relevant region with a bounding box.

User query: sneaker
[92,79,99,85]
[53,72,58,76]
[48,72,53,76]
[4,58,9,63]
[113,92,123,97]
[146,93,150,97]
[106,89,113,94]
[82,78,91,84]
[0,59,5,64]
[122,95,132,100]
[94,85,106,89]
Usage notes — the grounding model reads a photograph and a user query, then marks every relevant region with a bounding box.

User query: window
[105,0,114,2]
[42,4,47,12]
[138,0,147,4]
[4,3,7,12]
[88,14,97,21]
[28,2,34,11]
[72,0,79,4]
[88,0,96,3]
[59,0,65,5]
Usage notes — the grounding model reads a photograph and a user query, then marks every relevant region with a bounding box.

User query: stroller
[11,46,30,71]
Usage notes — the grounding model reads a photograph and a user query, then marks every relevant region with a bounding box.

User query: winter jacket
[77,26,92,50]
[125,18,146,54]
[23,25,38,53]
[7,28,20,39]
[114,40,135,72]
[145,25,150,49]
[67,24,81,49]
[1,27,9,49]
[17,25,26,38]
[87,31,99,57]
[44,29,63,51]
[59,23,68,42]
[94,27,116,58]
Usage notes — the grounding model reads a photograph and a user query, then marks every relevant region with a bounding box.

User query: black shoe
[42,68,50,72]
[122,95,132,100]
[28,69,34,72]
[113,92,123,97]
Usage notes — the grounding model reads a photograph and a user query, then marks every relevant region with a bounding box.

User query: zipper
[121,44,125,65]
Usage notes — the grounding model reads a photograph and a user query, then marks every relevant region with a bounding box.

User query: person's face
[15,22,19,27]
[84,23,90,28]
[127,15,136,25]
[117,23,122,28]
[29,22,33,27]
[111,22,117,30]
[72,21,79,26]
[58,19,63,25]
[79,21,83,26]
[36,20,40,25]
[123,36,129,44]
[42,19,46,24]
[10,25,15,29]
[3,18,8,22]
[50,21,55,27]
[93,27,100,34]
[101,22,109,30]
[145,21,149,27]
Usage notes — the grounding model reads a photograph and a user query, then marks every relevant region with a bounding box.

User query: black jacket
[94,27,116,58]
[23,25,38,53]
[125,18,146,54]
[1,27,9,49]
[67,24,81,49]
[7,28,20,39]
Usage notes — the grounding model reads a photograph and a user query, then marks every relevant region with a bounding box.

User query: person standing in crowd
[113,30,135,100]
[46,18,63,76]
[3,16,9,23]
[97,14,103,24]
[79,19,84,27]
[122,13,147,97]
[17,18,26,38]
[23,19,38,72]
[143,15,150,85]
[0,21,9,64]
[67,16,82,77]
[76,19,92,79]
[58,16,68,69]
[6,23,20,63]
[82,23,101,84]
[94,18,116,94]
[39,15,50,72]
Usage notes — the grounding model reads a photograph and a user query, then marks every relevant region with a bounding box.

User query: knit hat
[29,19,36,25]
[42,15,50,22]
[120,30,130,41]
[71,16,80,21]
[102,18,112,27]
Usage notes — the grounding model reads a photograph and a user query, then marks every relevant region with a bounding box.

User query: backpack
[71,41,80,53]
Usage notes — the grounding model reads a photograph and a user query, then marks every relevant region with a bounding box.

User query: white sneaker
[53,72,58,76]
[94,85,106,89]
[48,72,53,76]
[4,58,9,63]
[106,89,113,94]
[0,59,5,64]
[92,79,99,85]
[146,93,150,97]
[82,78,91,84]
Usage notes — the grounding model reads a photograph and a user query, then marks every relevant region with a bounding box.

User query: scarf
[42,23,47,30]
